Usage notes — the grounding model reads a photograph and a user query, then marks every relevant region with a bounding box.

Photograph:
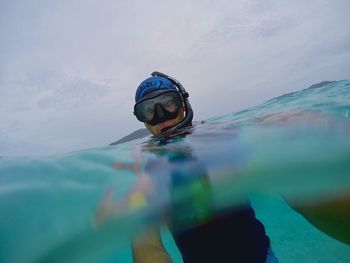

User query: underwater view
[1,80,350,262]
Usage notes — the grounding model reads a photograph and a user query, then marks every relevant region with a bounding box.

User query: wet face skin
[145,108,185,136]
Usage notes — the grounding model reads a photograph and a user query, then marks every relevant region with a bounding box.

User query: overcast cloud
[1,0,350,156]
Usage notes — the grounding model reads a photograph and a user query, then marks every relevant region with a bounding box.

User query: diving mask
[134,90,183,125]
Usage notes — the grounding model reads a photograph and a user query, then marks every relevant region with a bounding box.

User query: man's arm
[260,111,350,245]
[290,194,350,245]
[132,227,173,263]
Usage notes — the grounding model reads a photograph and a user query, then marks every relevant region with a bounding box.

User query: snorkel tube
[151,71,194,133]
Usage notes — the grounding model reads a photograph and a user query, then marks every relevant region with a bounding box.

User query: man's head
[134,74,190,136]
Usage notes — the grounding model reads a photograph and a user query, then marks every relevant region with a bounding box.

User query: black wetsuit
[172,205,269,263]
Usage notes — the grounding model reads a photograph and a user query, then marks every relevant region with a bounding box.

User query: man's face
[145,108,185,136]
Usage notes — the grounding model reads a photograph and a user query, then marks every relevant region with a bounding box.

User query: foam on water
[1,81,350,262]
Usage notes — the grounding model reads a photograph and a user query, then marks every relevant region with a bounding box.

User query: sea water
[1,81,350,262]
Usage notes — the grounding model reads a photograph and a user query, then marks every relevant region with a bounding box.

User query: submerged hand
[112,162,142,173]
[93,187,127,229]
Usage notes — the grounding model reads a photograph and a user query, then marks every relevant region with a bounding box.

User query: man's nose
[155,103,165,118]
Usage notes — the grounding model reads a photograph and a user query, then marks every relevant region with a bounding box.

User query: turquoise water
[1,81,350,262]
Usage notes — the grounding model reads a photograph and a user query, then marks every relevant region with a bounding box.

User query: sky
[1,0,350,156]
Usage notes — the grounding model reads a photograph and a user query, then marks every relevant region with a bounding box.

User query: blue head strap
[135,76,177,103]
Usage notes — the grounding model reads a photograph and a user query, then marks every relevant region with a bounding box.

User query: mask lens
[134,91,182,123]
[136,100,154,122]
[158,92,182,113]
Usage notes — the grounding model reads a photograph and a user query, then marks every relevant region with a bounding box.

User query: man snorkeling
[130,72,278,263]
[96,72,350,262]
